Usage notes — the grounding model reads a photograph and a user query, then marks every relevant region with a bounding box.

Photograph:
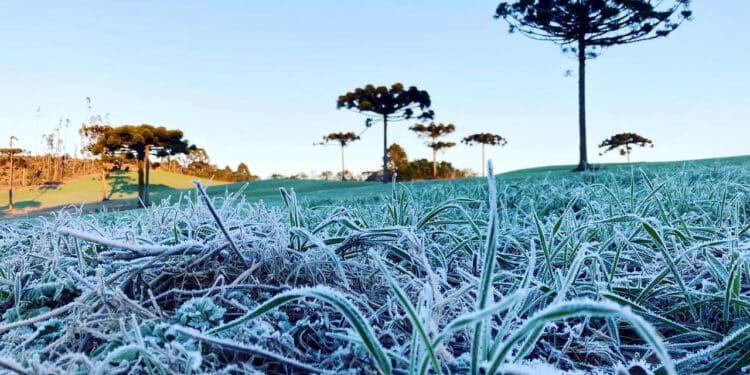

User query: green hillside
[2,155,747,219]
[0,171,233,215]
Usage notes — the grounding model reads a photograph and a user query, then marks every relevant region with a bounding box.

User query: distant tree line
[1,125,259,208]
[386,143,473,181]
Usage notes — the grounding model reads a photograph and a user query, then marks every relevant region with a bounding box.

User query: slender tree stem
[481,144,486,177]
[8,137,15,210]
[145,152,151,206]
[340,144,345,181]
[382,114,388,183]
[577,37,589,171]
[432,147,437,178]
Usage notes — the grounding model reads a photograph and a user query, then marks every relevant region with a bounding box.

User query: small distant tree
[336,170,354,181]
[321,132,360,181]
[1,136,23,210]
[235,162,258,181]
[495,1,691,171]
[82,124,193,207]
[290,172,309,180]
[319,170,333,180]
[410,122,456,178]
[270,173,287,180]
[598,132,653,162]
[186,147,210,165]
[337,83,434,182]
[462,133,508,176]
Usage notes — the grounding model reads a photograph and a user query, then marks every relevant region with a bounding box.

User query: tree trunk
[432,148,437,178]
[101,168,108,201]
[340,145,346,181]
[137,145,151,207]
[137,157,145,207]
[576,37,590,171]
[8,151,14,210]
[382,115,388,183]
[481,144,486,177]
[144,147,151,207]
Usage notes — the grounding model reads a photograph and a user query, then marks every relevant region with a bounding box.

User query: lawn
[4,155,748,218]
[0,171,234,216]
[0,155,748,374]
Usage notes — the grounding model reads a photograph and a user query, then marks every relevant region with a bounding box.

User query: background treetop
[428,141,456,151]
[494,0,692,56]
[84,124,194,159]
[598,132,654,154]
[495,0,691,171]
[336,83,435,182]
[462,133,508,146]
[409,123,456,139]
[0,148,24,156]
[323,132,360,146]
[336,83,434,121]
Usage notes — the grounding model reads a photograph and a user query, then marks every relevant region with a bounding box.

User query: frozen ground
[1,160,749,374]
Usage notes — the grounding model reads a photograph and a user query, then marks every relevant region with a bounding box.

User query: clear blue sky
[1,1,748,178]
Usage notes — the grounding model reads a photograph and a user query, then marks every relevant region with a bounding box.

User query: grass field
[0,155,749,374]
[0,171,235,214]
[5,155,748,218]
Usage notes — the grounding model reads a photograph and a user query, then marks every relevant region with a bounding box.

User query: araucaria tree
[321,132,360,181]
[82,124,193,207]
[337,83,434,182]
[409,122,456,178]
[598,132,653,162]
[495,0,691,171]
[462,133,508,176]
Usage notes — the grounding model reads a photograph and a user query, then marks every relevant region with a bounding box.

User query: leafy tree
[319,170,333,180]
[294,172,309,180]
[495,0,691,171]
[598,132,653,162]
[337,83,434,182]
[0,136,22,210]
[387,143,408,171]
[183,147,213,177]
[336,169,354,181]
[186,147,210,165]
[409,122,456,178]
[232,162,259,181]
[380,144,468,181]
[321,132,360,181]
[399,159,468,181]
[82,124,193,207]
[462,133,508,176]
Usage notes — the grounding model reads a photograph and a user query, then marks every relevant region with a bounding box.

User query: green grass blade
[487,299,676,375]
[472,160,500,375]
[371,252,441,375]
[210,286,391,375]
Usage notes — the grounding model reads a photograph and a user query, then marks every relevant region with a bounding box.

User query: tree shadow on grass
[39,181,62,190]
[105,173,183,204]
[0,200,42,217]
[107,173,138,200]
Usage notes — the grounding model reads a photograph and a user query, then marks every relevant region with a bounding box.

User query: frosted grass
[0,160,748,374]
